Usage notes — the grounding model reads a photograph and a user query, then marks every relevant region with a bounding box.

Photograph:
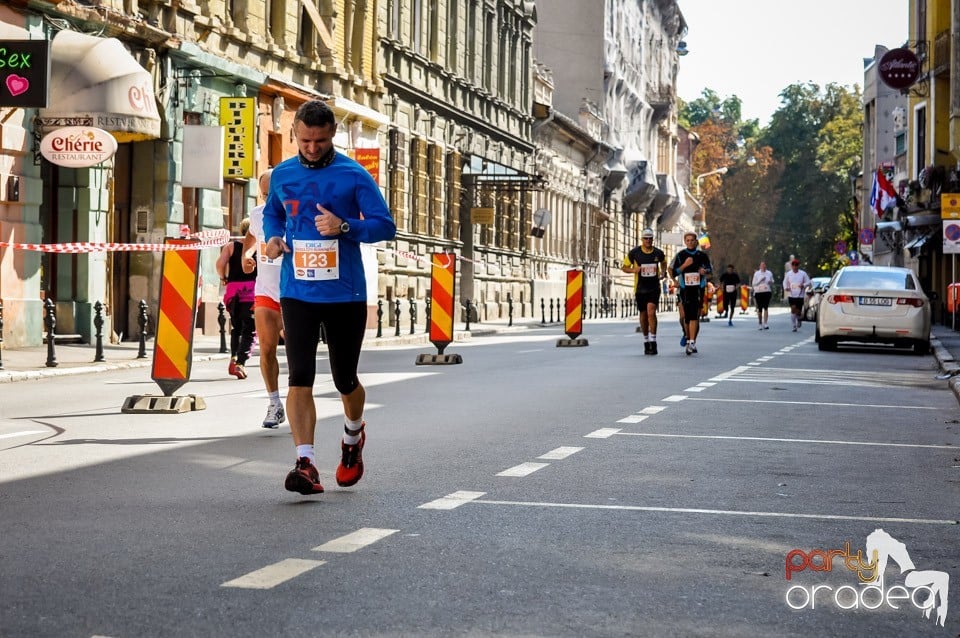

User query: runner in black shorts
[263,100,397,496]
[669,231,713,355]
[622,228,668,355]
[751,261,774,330]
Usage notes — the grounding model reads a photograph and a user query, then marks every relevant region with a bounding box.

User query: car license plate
[859,297,892,306]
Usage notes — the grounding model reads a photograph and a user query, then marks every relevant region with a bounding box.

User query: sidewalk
[0,315,550,383]
[6,317,960,402]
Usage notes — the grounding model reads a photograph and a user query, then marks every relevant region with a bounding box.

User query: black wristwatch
[339,221,350,234]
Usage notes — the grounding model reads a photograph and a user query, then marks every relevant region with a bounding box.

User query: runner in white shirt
[242,169,285,428]
[783,258,812,332]
[751,261,775,330]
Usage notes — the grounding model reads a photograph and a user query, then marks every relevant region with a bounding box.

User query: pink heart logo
[5,74,29,97]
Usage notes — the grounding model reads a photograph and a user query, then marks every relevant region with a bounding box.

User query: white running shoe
[262,403,285,429]
[685,342,694,355]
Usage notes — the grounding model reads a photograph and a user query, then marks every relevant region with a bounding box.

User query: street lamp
[695,166,728,231]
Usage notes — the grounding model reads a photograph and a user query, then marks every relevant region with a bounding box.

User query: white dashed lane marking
[662,395,686,402]
[418,491,486,510]
[639,406,666,415]
[312,528,399,553]
[538,446,584,460]
[497,462,549,477]
[221,558,325,589]
[617,414,648,424]
[584,428,620,438]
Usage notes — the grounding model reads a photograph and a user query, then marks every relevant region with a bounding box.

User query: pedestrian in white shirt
[751,261,775,330]
[783,258,812,332]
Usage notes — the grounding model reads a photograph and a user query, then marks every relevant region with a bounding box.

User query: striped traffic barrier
[416,253,462,365]
[122,237,206,413]
[740,285,750,312]
[557,269,588,347]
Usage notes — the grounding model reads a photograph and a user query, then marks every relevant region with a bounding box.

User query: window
[412,0,422,54]
[222,180,248,235]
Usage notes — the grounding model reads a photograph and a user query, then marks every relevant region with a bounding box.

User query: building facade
[532,0,688,302]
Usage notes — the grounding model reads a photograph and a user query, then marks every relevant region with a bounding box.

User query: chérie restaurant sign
[40,126,118,168]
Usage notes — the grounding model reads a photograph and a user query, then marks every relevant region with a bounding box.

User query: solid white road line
[584,428,621,438]
[418,491,486,510]
[0,430,47,440]
[312,528,398,553]
[616,414,648,424]
[221,558,325,589]
[538,446,584,460]
[497,462,549,477]
[469,498,958,525]
[615,431,955,450]
[682,397,936,409]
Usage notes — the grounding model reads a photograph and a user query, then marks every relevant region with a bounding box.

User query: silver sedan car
[815,265,931,354]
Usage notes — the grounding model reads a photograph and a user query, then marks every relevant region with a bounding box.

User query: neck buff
[298,147,335,169]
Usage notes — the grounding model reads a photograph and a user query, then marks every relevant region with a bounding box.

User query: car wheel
[814,326,820,343]
[818,336,837,351]
[913,339,930,356]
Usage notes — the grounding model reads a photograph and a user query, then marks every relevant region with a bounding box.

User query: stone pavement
[0,316,549,383]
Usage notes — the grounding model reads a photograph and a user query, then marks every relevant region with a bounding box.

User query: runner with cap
[622,228,668,355]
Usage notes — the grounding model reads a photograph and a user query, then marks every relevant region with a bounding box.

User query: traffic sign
[859,228,875,245]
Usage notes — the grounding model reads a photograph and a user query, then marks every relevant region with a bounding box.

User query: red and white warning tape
[0,229,230,253]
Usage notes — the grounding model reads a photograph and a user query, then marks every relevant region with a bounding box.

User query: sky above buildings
[676,0,909,126]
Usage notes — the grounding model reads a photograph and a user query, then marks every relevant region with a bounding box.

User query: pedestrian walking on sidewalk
[622,228,668,354]
[263,100,397,496]
[783,258,811,332]
[242,169,285,428]
[216,218,256,379]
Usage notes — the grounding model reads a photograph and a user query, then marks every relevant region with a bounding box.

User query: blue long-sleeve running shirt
[261,153,396,303]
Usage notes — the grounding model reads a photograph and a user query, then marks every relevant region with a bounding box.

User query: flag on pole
[869,168,897,218]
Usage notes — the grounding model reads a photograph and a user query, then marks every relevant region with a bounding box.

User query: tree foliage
[680,82,864,280]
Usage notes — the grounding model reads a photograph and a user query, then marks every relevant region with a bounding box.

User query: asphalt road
[1,310,957,637]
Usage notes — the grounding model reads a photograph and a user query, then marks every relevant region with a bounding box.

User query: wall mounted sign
[0,39,50,108]
[878,48,920,91]
[39,126,117,167]
[352,147,381,184]
[219,96,255,179]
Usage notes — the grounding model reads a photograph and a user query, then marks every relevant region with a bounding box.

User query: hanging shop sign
[941,193,960,219]
[878,48,920,91]
[219,96,255,179]
[39,126,117,167]
[0,39,50,108]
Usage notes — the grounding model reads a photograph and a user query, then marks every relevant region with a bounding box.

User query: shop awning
[38,30,160,142]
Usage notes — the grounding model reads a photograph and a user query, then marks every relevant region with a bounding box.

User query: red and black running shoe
[335,425,365,487]
[284,457,324,495]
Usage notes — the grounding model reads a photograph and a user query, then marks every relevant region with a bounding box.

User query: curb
[930,335,960,405]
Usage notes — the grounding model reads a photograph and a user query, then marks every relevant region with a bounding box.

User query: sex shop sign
[0,39,50,108]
